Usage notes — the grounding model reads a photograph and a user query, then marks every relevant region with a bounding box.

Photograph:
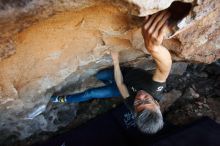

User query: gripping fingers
[142,16,149,36]
[148,11,168,34]
[157,23,167,41]
[143,13,159,31]
[155,12,170,35]
[144,16,149,23]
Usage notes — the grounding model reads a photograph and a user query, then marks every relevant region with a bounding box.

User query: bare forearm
[113,61,130,99]
[113,60,123,84]
[149,46,172,82]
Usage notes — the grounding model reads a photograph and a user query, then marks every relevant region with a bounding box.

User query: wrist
[147,46,160,53]
[113,60,119,65]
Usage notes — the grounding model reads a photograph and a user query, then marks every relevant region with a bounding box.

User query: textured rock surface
[126,0,194,16]
[0,0,219,144]
[26,60,220,146]
[0,4,144,143]
[0,0,219,62]
[165,61,220,125]
[165,0,220,63]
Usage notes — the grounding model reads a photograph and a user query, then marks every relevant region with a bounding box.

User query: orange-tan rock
[0,0,219,142]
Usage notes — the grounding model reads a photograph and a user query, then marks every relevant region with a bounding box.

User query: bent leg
[96,67,131,83]
[96,68,114,84]
[65,84,121,103]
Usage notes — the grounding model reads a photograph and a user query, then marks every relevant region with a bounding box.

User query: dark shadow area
[32,98,220,146]
[168,1,192,23]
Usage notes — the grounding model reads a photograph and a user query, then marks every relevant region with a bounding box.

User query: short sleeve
[143,79,166,101]
[123,67,166,101]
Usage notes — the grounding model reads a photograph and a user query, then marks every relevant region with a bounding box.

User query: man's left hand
[111,51,119,64]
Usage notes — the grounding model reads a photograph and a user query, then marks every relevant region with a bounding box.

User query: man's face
[134,90,160,113]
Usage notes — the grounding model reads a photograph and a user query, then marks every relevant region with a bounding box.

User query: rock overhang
[0,0,219,145]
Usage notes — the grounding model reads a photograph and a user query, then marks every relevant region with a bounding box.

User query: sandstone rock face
[0,0,219,62]
[0,3,145,143]
[165,0,220,63]
[0,0,219,144]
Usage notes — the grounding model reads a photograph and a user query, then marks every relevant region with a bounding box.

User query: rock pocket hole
[168,1,192,24]
[166,1,192,37]
[130,1,192,35]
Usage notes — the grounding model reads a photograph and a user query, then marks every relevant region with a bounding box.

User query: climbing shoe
[51,95,66,103]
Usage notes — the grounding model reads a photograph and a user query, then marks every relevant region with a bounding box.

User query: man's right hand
[142,11,170,52]
[142,11,172,83]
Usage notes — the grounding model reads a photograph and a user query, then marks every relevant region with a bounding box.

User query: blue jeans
[65,69,121,103]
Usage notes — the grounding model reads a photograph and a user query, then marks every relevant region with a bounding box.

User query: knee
[96,69,112,80]
[95,71,103,80]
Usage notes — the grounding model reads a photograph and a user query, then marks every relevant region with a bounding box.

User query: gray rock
[182,88,200,99]
[196,102,203,106]
[197,72,208,78]
[170,62,188,75]
[160,89,182,112]
[190,88,200,98]
[197,113,203,116]
[203,104,210,109]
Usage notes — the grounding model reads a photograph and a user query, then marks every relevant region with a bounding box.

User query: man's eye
[134,99,152,106]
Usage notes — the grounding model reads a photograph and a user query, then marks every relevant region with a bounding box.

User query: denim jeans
[65,69,121,103]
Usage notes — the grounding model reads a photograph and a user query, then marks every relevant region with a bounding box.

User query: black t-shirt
[121,67,165,101]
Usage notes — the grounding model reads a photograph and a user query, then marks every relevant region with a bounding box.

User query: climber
[51,11,172,134]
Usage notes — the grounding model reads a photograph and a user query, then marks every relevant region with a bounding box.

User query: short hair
[135,107,164,134]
